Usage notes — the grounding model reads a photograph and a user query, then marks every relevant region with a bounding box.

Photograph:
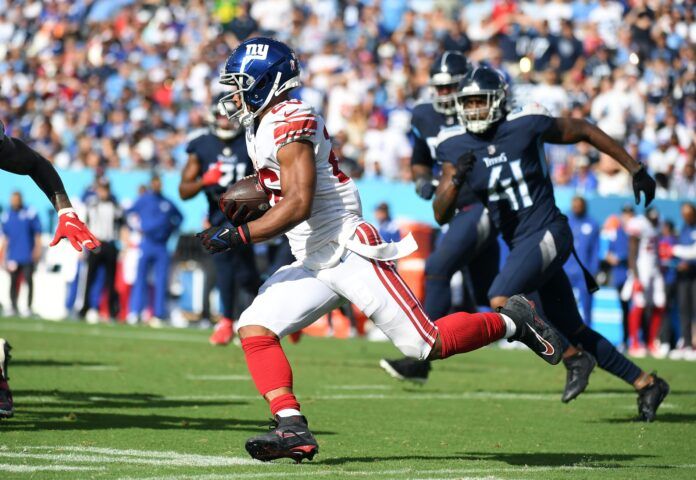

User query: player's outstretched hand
[632,166,656,207]
[50,208,101,252]
[452,151,476,187]
[196,223,249,254]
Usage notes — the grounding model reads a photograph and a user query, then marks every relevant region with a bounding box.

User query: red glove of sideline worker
[49,208,101,252]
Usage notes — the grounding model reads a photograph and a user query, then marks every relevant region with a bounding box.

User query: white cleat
[86,309,100,325]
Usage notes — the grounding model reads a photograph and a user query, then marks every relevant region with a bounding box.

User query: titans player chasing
[180,101,260,345]
[380,51,501,383]
[435,67,668,421]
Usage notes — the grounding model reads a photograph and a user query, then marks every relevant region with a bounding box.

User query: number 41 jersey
[245,99,363,266]
[436,103,562,246]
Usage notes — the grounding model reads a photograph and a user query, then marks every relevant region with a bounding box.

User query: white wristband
[57,208,76,217]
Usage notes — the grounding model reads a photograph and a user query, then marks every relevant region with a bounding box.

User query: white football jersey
[245,99,363,267]
[626,215,659,273]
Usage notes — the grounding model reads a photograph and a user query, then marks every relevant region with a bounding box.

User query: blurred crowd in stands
[0,0,693,195]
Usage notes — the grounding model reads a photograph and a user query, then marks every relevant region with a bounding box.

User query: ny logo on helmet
[245,44,269,60]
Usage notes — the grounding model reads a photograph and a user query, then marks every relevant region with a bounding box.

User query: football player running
[435,66,668,420]
[180,100,260,345]
[380,51,501,384]
[0,122,100,419]
[197,37,566,462]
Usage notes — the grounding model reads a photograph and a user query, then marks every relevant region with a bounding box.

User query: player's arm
[178,154,204,200]
[541,118,656,206]
[0,135,71,211]
[432,163,459,225]
[246,141,315,242]
[197,141,316,251]
[411,134,436,200]
[0,135,99,251]
[673,243,696,260]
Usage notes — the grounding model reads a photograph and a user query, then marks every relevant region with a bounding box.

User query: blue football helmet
[219,37,301,127]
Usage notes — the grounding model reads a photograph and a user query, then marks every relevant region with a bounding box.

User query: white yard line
[0,451,260,467]
[0,464,105,472]
[17,390,692,405]
[0,321,205,344]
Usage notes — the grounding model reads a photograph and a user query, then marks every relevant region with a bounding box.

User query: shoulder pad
[269,100,315,122]
[506,103,552,121]
[435,124,467,146]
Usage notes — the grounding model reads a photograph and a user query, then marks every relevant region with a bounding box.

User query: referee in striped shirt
[80,180,123,321]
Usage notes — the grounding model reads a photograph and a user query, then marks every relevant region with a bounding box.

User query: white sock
[276,408,301,418]
[500,313,516,339]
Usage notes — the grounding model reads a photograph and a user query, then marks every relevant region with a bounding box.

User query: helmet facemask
[455,89,505,133]
[429,72,466,115]
[219,68,300,128]
[209,101,242,140]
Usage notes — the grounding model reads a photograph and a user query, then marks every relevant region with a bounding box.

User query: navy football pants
[214,244,261,320]
[489,218,642,385]
[424,204,499,319]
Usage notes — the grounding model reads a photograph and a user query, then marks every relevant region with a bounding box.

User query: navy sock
[571,327,642,385]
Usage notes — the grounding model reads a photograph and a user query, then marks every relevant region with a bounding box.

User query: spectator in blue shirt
[606,205,634,348]
[374,202,400,244]
[127,175,182,326]
[569,155,598,195]
[0,192,41,316]
[565,196,600,326]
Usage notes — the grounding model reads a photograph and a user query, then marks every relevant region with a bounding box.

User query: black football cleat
[245,415,318,463]
[561,351,596,403]
[0,339,13,419]
[498,295,564,365]
[379,358,431,384]
[637,373,670,422]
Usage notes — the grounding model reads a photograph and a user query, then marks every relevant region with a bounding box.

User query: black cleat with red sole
[245,415,318,463]
[498,295,565,365]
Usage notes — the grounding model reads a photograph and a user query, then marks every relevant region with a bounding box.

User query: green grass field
[1,317,695,480]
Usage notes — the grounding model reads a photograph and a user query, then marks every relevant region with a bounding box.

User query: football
[219,174,271,225]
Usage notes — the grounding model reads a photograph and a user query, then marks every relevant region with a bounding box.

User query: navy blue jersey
[436,103,562,246]
[411,102,478,208]
[186,132,253,226]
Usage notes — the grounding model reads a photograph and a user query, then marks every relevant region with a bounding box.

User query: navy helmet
[219,37,301,127]
[455,66,508,133]
[208,94,243,140]
[429,51,472,115]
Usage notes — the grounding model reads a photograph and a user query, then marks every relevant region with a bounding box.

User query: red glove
[49,208,101,252]
[201,162,223,186]
[658,241,674,260]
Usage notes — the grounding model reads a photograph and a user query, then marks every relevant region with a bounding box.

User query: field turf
[1,317,695,480]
